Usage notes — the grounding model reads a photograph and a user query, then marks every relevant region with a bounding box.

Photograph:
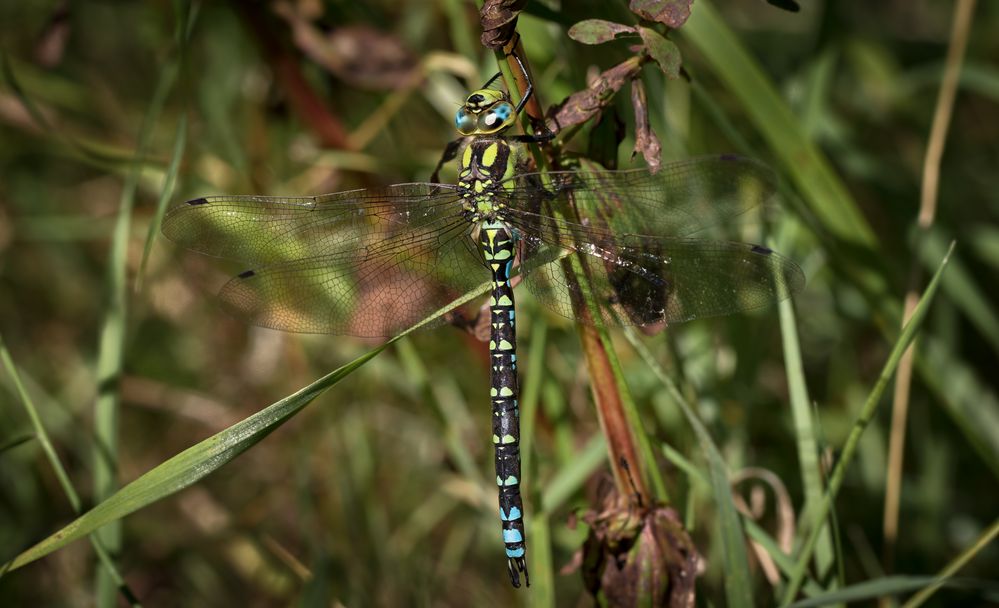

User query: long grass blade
[625,327,754,608]
[902,516,999,608]
[778,279,838,585]
[0,334,142,606]
[780,243,954,604]
[3,280,490,572]
[788,575,993,608]
[136,112,187,291]
[661,443,826,598]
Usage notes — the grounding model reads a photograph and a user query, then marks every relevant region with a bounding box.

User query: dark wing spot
[237,269,256,279]
[750,244,773,255]
[187,197,209,206]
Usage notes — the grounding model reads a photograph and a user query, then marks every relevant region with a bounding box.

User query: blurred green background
[1,0,997,606]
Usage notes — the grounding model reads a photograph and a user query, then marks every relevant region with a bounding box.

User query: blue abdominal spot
[500,506,522,521]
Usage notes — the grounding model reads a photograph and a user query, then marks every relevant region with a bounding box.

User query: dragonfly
[161,57,804,588]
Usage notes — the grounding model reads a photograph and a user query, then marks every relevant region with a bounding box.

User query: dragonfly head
[455,88,517,136]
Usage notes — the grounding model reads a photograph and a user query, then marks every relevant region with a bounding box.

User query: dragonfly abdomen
[480,220,529,587]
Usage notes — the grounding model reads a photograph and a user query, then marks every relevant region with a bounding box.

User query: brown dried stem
[882,0,975,575]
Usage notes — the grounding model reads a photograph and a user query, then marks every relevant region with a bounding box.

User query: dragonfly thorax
[457,137,525,223]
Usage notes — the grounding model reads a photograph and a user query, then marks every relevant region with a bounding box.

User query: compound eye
[455,108,476,135]
[477,102,514,132]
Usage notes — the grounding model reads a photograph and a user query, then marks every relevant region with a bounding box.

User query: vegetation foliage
[1,0,997,606]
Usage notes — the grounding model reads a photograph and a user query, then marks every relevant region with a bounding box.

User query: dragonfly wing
[162,184,487,336]
[504,154,777,240]
[500,155,802,326]
[516,234,804,326]
[162,183,466,265]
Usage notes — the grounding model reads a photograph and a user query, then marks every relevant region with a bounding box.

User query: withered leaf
[545,58,643,133]
[579,502,699,608]
[568,19,637,45]
[630,0,694,29]
[630,79,662,175]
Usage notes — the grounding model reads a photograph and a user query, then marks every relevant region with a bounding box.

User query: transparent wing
[162,184,487,336]
[503,154,778,241]
[162,183,465,264]
[500,155,804,326]
[516,233,804,326]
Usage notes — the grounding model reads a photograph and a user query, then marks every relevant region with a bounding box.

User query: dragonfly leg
[510,50,534,116]
[510,131,555,145]
[430,137,465,184]
[481,70,503,90]
[506,48,556,142]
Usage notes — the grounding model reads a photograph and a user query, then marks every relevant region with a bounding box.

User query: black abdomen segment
[479,220,528,588]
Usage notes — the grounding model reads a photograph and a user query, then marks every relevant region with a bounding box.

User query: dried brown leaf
[631,79,662,174]
[630,0,694,29]
[577,498,699,608]
[545,57,644,132]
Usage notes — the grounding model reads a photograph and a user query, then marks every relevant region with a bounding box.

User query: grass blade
[680,0,876,250]
[625,327,755,608]
[136,112,187,291]
[902,516,999,608]
[788,575,990,607]
[3,280,489,572]
[781,243,955,604]
[1,334,142,605]
[778,275,838,585]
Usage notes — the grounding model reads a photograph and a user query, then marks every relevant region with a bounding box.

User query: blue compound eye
[477,102,515,132]
[494,102,513,120]
[455,108,476,134]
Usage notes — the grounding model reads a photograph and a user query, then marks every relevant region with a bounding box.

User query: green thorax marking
[458,137,527,222]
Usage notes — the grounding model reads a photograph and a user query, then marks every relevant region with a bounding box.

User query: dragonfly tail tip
[507,557,530,588]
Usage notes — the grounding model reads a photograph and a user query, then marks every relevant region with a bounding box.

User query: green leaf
[568,19,635,45]
[638,27,682,79]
